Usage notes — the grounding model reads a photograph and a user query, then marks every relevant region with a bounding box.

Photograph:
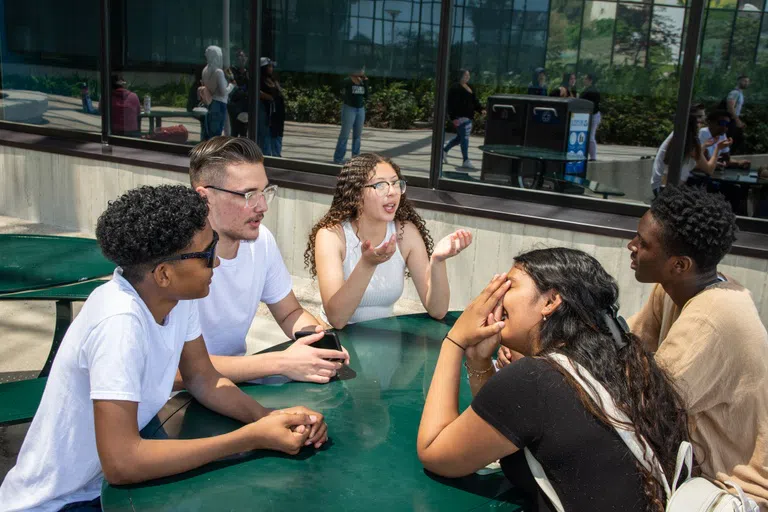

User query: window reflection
[613,4,651,67]
[0,0,101,133]
[579,2,616,66]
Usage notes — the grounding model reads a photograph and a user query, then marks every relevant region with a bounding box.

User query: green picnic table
[101,312,528,511]
[0,234,114,424]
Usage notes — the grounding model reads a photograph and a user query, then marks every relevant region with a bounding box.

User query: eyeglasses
[718,120,731,127]
[204,184,278,208]
[363,179,407,197]
[153,231,219,270]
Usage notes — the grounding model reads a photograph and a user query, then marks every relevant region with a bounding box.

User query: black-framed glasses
[718,120,731,127]
[204,184,278,208]
[364,179,407,197]
[153,231,219,270]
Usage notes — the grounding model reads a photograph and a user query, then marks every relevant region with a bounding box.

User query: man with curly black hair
[187,136,348,387]
[0,185,328,512]
[627,185,768,509]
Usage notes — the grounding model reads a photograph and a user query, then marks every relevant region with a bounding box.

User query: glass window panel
[701,9,735,68]
[547,0,585,66]
[655,0,686,7]
[730,11,761,69]
[709,0,738,8]
[613,4,652,66]
[1,0,101,134]
[258,0,440,178]
[111,0,250,145]
[579,1,616,66]
[649,6,685,69]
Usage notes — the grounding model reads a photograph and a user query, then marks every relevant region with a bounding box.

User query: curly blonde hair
[305,153,433,278]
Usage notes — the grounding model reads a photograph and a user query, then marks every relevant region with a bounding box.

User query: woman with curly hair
[305,153,472,329]
[418,247,690,512]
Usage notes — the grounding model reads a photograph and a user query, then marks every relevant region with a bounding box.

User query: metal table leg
[38,300,73,378]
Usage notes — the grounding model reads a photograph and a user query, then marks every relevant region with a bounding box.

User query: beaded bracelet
[463,360,494,378]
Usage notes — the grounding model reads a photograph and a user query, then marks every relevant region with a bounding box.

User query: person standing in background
[580,74,601,161]
[228,49,250,138]
[527,67,547,96]
[201,45,229,141]
[258,57,285,157]
[724,75,750,154]
[333,67,369,165]
[553,72,577,98]
[442,69,485,170]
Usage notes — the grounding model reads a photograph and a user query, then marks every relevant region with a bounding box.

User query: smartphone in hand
[295,330,344,361]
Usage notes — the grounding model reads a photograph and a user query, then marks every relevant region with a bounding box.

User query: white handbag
[523,353,759,512]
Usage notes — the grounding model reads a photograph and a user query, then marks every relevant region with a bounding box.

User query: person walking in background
[333,66,369,165]
[110,75,141,138]
[200,45,228,141]
[580,73,601,161]
[258,57,285,157]
[227,49,250,138]
[442,69,485,170]
[724,75,750,154]
[527,67,547,96]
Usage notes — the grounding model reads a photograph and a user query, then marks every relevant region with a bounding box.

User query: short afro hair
[650,185,737,272]
[96,185,209,283]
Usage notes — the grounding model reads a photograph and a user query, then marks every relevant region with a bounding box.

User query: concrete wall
[2,144,768,323]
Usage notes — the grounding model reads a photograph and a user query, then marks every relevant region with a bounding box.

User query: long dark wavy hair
[515,248,690,512]
[304,153,433,278]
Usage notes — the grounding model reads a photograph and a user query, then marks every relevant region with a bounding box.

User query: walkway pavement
[31,93,657,178]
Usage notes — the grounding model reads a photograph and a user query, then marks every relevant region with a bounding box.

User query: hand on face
[446,274,510,348]
[360,234,397,268]
[432,229,473,262]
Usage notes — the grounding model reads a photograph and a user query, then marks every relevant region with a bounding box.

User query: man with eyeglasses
[187,136,348,388]
[0,185,328,511]
[699,110,750,170]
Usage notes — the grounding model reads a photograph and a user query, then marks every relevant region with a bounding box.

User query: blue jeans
[444,119,472,161]
[59,497,101,511]
[334,104,365,163]
[203,100,227,140]
[257,102,283,157]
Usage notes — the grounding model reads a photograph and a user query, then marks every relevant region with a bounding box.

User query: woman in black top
[580,73,601,160]
[417,247,690,512]
[258,57,285,157]
[553,72,577,97]
[442,69,484,170]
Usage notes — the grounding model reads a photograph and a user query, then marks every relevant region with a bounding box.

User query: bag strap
[523,447,565,512]
[547,353,673,497]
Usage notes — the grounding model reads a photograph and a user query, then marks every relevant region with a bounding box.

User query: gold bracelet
[463,360,494,378]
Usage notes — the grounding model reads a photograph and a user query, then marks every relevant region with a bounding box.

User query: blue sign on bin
[566,113,589,176]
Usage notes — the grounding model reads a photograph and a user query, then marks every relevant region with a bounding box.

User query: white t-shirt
[699,126,730,159]
[0,270,200,512]
[198,226,292,356]
[727,88,745,117]
[651,131,699,191]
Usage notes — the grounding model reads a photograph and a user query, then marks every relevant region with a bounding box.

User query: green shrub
[283,85,340,124]
[367,82,420,129]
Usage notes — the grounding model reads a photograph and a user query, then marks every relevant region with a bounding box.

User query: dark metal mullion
[754,12,766,65]
[575,0,587,73]
[644,4,654,68]
[249,0,262,142]
[99,0,111,145]
[666,0,706,186]
[429,0,455,188]
[609,2,620,66]
[725,8,739,69]
[677,3,689,71]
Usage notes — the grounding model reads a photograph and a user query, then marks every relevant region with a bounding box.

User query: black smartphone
[295,330,343,360]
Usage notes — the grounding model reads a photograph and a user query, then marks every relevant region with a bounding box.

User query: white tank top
[321,220,406,325]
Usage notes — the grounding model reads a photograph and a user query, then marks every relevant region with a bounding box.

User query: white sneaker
[442,151,449,164]
[462,159,476,169]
